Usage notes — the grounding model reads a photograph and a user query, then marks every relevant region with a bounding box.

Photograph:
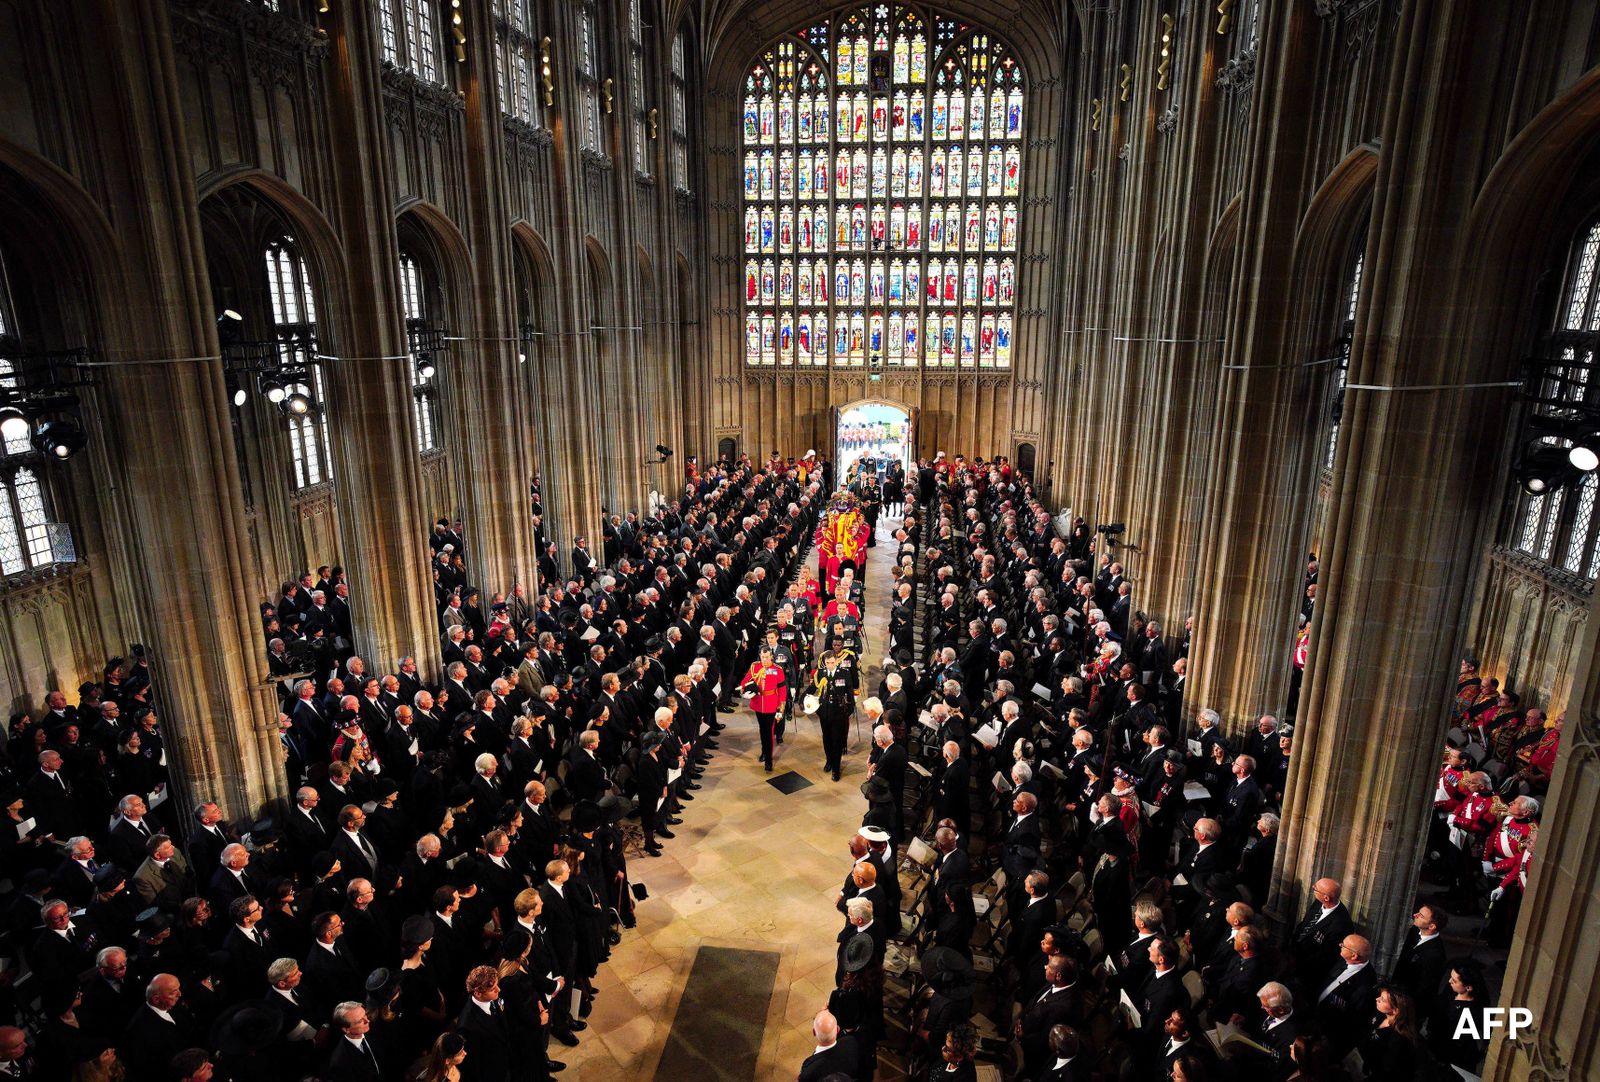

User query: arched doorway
[835,400,912,482]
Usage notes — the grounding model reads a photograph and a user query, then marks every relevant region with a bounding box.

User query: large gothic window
[1325,245,1364,470]
[577,0,605,154]
[1511,216,1600,577]
[0,272,56,577]
[670,29,691,192]
[740,7,1025,369]
[493,0,541,125]
[628,0,651,176]
[380,0,441,83]
[265,240,333,490]
[398,253,440,454]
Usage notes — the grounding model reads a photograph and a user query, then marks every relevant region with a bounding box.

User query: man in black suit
[867,723,908,839]
[1161,1007,1221,1078]
[1001,792,1044,889]
[1130,939,1188,1072]
[1015,955,1085,1078]
[1392,904,1449,1003]
[457,966,515,1082]
[285,787,332,872]
[1010,871,1057,967]
[934,741,969,829]
[301,911,365,1023]
[1310,934,1379,1053]
[538,862,584,1044]
[23,749,75,838]
[1039,1025,1089,1081]
[208,843,262,911]
[220,895,275,1000]
[1172,818,1228,924]
[1254,982,1303,1081]
[798,1009,860,1081]
[329,805,383,886]
[186,802,233,878]
[80,946,140,1041]
[1236,813,1279,905]
[106,794,158,873]
[565,731,609,804]
[27,899,96,997]
[120,974,201,1080]
[324,1001,387,1080]
[1289,878,1354,981]
[1222,754,1264,845]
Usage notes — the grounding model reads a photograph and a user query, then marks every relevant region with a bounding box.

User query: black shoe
[582,992,598,1016]
[686,782,702,790]
[832,770,841,782]
[568,1020,588,1033]
[645,845,663,856]
[657,828,676,838]
[553,1031,579,1047]
[776,734,785,744]
[765,761,773,772]
[680,791,695,800]
[548,1060,567,1073]
[704,740,720,749]
[665,816,683,824]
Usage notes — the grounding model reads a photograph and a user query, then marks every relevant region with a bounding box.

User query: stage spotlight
[232,385,248,407]
[0,408,31,445]
[32,418,87,460]
[1568,436,1599,473]
[217,309,244,323]
[260,375,287,404]
[417,352,437,380]
[283,387,314,416]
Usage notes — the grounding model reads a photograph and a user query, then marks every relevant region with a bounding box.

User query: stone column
[1271,0,1522,961]
[1184,2,1327,736]
[454,0,536,596]
[90,0,287,815]
[320,2,437,670]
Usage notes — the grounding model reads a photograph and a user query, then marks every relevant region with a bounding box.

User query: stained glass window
[741,6,1023,368]
[265,240,333,489]
[671,29,690,191]
[382,0,442,82]
[493,0,542,126]
[1511,217,1600,577]
[577,0,604,153]
[629,0,651,175]
[399,253,439,454]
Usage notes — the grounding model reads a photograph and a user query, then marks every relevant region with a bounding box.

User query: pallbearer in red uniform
[740,645,788,772]
[814,490,871,598]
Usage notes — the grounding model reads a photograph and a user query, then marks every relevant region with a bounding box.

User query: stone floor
[558,512,906,1081]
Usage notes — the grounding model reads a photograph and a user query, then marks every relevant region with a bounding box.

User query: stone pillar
[1270,0,1521,961]
[454,0,536,596]
[321,2,437,670]
[1184,2,1327,736]
[91,0,287,815]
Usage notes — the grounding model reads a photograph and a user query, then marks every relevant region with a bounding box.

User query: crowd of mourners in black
[0,456,831,1081]
[799,454,1498,1082]
[0,448,1523,1082]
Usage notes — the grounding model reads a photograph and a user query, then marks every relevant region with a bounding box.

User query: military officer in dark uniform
[815,644,859,782]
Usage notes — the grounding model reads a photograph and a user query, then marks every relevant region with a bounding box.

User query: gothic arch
[1456,65,1600,380]
[195,168,350,349]
[1294,144,1377,309]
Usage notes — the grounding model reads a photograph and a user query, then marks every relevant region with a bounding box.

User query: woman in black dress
[927,1023,979,1081]
[883,460,905,517]
[1427,960,1487,1075]
[1358,986,1424,1080]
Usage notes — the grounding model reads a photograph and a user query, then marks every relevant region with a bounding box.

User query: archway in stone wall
[835,398,913,484]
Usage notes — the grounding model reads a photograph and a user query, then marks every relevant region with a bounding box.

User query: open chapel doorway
[834,400,914,484]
